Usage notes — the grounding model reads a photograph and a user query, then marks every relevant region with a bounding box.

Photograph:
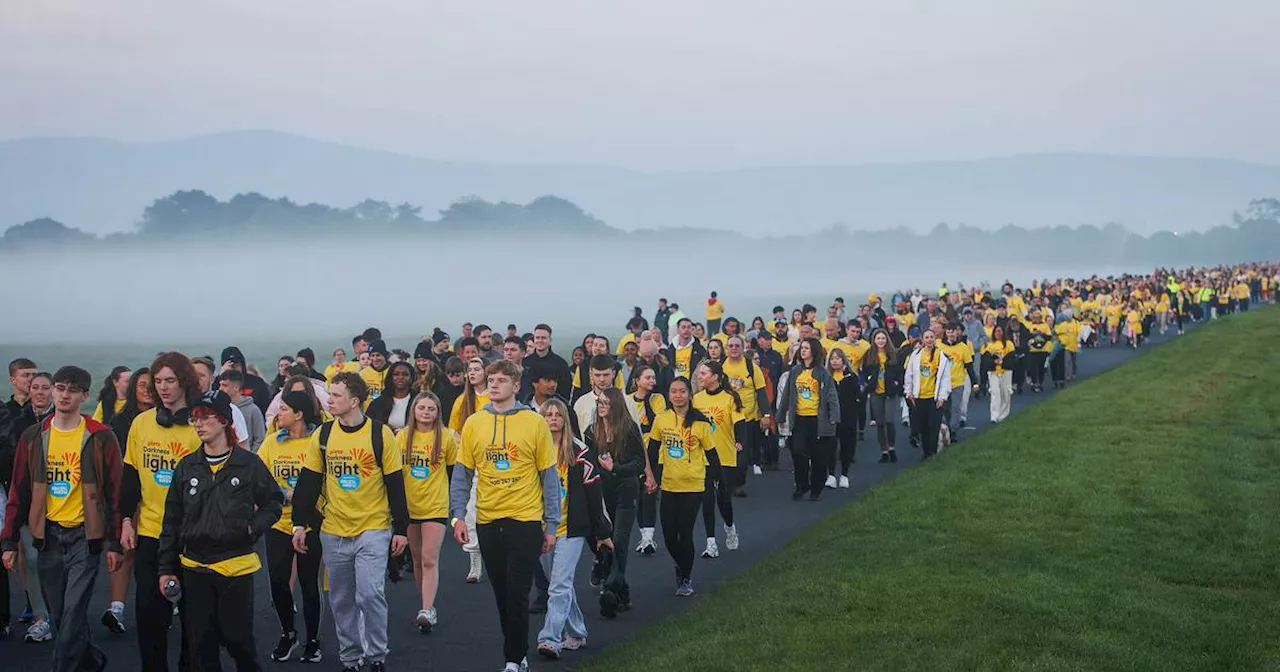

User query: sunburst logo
[350,448,377,478]
[168,441,189,457]
[47,451,81,497]
[506,442,521,463]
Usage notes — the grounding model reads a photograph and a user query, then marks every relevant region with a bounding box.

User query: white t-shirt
[388,395,410,432]
[231,404,248,447]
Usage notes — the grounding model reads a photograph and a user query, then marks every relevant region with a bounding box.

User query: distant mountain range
[2,130,1279,236]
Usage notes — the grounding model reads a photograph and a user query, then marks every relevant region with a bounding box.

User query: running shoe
[878,453,889,463]
[18,605,32,624]
[636,530,657,555]
[563,636,587,650]
[869,419,877,426]
[24,618,53,643]
[701,538,719,559]
[589,560,603,588]
[466,551,483,583]
[838,476,850,488]
[537,642,561,660]
[724,524,740,551]
[271,631,299,661]
[101,607,127,634]
[675,579,695,597]
[889,450,898,463]
[824,475,837,489]
[751,465,762,476]
[301,639,323,663]
[416,608,438,634]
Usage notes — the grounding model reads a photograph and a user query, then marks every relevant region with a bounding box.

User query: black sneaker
[600,590,619,619]
[791,487,806,501]
[877,453,889,463]
[101,608,127,634]
[889,451,898,463]
[300,639,323,663]
[271,631,299,662]
[589,560,603,589]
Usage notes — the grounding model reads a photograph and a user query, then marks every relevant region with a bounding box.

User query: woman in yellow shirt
[258,391,324,662]
[399,391,458,634]
[92,365,131,424]
[860,329,901,463]
[981,325,1016,423]
[692,361,744,558]
[776,338,840,501]
[647,377,713,596]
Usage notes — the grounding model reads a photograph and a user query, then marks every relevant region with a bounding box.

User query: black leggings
[265,528,324,641]
[702,450,735,536]
[1026,351,1048,387]
[1049,351,1066,384]
[660,491,702,581]
[836,427,856,476]
[790,415,830,496]
[910,400,943,458]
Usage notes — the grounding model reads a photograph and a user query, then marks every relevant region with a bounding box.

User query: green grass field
[583,309,1280,672]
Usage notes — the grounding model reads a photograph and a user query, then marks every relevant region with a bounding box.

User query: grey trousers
[38,524,107,672]
[322,528,392,666]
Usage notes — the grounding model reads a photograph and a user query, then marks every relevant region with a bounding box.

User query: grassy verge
[583,309,1280,671]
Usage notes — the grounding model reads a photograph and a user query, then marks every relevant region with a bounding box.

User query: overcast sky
[2,1,1277,170]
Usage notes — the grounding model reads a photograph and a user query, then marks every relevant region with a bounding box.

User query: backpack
[316,419,386,471]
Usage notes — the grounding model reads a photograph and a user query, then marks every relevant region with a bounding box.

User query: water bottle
[163,578,182,603]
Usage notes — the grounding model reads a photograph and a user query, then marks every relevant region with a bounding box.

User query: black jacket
[663,340,707,381]
[0,399,42,489]
[562,440,613,542]
[525,350,572,402]
[584,423,646,509]
[157,446,284,575]
[859,349,904,398]
[834,372,862,435]
[366,393,412,428]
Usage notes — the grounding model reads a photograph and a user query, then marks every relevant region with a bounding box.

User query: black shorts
[411,517,448,527]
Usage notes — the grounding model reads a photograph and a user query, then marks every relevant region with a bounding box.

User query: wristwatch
[292,526,304,534]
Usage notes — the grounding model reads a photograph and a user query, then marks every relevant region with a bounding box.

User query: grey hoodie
[235,396,266,453]
[448,402,561,536]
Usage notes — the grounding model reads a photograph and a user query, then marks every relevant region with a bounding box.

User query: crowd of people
[0,263,1274,672]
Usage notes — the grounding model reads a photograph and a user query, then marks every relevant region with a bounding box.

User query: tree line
[1,190,1277,267]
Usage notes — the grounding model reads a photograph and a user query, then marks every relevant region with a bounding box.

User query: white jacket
[903,347,954,401]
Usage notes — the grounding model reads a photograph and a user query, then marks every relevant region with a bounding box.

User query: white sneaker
[825,475,837,489]
[24,618,53,643]
[838,475,850,488]
[752,465,762,476]
[466,551,483,583]
[635,528,657,554]
[724,524,739,551]
[701,538,719,558]
[416,607,438,633]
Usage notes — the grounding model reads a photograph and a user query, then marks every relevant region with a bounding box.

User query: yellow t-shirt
[125,409,201,539]
[794,369,820,417]
[692,389,745,468]
[1126,310,1143,334]
[398,426,460,521]
[257,430,316,535]
[180,458,262,577]
[572,368,624,391]
[835,339,871,371]
[939,341,972,388]
[1006,294,1027,317]
[982,341,1015,375]
[770,337,791,357]
[648,410,711,494]
[449,393,491,433]
[706,300,725,321]
[1025,323,1053,353]
[555,462,570,538]
[874,352,888,394]
[45,418,86,527]
[632,392,667,431]
[303,420,402,538]
[458,407,557,525]
[673,344,694,379]
[359,366,387,401]
[916,348,942,400]
[721,357,767,421]
[896,312,916,333]
[324,362,359,383]
[819,338,841,362]
[91,399,126,422]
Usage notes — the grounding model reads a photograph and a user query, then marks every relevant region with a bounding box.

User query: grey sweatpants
[322,528,392,666]
[38,524,107,672]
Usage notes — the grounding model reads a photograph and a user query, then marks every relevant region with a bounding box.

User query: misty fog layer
[0,236,1146,345]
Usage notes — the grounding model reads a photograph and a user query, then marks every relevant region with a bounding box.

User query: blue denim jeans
[537,536,586,650]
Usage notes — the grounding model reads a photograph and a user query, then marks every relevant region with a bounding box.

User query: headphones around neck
[156,405,191,428]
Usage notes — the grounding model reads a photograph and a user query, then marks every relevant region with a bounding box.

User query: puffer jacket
[157,445,283,574]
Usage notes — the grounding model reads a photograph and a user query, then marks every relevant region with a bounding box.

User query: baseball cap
[190,390,234,424]
[220,346,246,367]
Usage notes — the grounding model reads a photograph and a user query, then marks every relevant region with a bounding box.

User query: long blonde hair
[459,357,488,428]
[404,391,444,465]
[539,398,576,468]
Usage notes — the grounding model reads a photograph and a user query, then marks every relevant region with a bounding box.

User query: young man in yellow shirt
[3,366,124,672]
[449,360,560,672]
[705,291,725,336]
[157,390,283,671]
[289,372,409,672]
